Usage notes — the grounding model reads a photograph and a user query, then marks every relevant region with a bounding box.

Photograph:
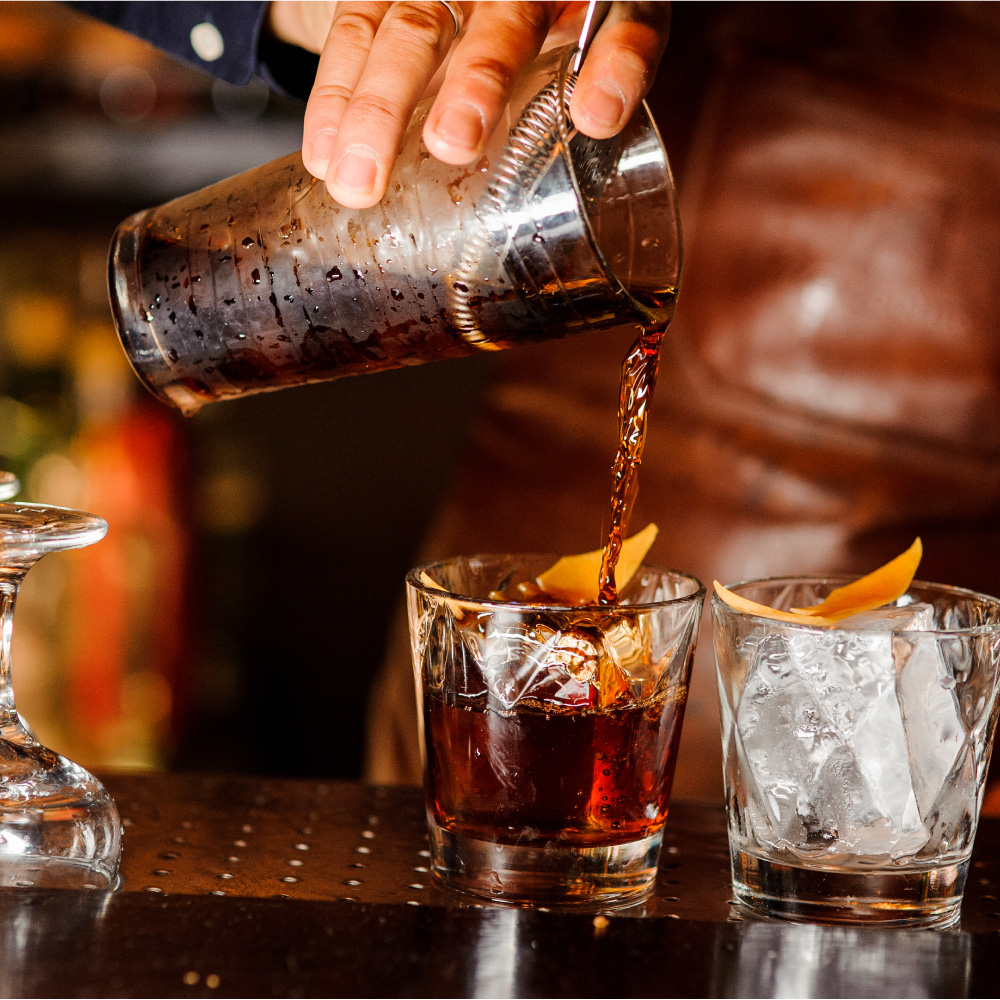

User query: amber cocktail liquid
[426,690,685,845]
[408,556,702,905]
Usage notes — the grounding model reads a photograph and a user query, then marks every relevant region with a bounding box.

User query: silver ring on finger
[432,0,464,39]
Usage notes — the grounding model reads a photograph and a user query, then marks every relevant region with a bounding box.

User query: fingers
[299,1,671,208]
[422,3,558,164]
[303,1,459,207]
[568,2,669,139]
[302,2,389,182]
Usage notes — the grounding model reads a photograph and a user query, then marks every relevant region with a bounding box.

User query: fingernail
[580,82,626,129]
[333,148,378,193]
[309,130,337,172]
[433,102,484,151]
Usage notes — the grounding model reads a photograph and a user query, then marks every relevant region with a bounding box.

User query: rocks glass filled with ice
[713,576,1000,927]
[407,554,703,906]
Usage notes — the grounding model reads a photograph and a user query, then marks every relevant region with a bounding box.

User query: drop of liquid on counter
[242,237,255,248]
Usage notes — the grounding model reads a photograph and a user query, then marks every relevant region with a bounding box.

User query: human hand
[267,2,670,208]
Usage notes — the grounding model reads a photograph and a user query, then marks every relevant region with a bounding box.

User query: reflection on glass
[0,889,113,997]
[471,909,522,999]
[714,921,972,998]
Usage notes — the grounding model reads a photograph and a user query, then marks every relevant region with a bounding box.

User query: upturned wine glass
[0,473,122,889]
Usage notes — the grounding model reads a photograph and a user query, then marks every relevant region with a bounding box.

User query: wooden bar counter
[1,773,998,997]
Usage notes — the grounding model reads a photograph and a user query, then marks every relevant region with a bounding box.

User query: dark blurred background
[0,0,495,777]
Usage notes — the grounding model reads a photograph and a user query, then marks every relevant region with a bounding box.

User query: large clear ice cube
[895,634,967,822]
[837,602,936,631]
[471,612,636,710]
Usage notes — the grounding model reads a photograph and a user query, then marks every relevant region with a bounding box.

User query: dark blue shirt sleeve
[66,2,318,100]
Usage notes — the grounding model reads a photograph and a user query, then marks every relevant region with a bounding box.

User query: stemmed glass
[0,472,122,888]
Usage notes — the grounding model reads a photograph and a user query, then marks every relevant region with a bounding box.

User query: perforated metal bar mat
[108,773,731,917]
[104,774,1000,931]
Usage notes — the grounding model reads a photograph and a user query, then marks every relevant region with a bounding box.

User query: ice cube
[477,616,595,708]
[598,616,653,700]
[921,740,978,854]
[737,627,928,860]
[830,602,967,825]
[895,631,967,821]
[475,614,633,709]
[838,602,936,631]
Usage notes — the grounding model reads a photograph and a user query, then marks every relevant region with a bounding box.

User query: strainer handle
[571,1,612,74]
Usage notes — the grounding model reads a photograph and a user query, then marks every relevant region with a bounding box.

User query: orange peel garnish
[713,538,923,627]
[536,523,658,604]
[789,538,923,621]
[712,581,835,626]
